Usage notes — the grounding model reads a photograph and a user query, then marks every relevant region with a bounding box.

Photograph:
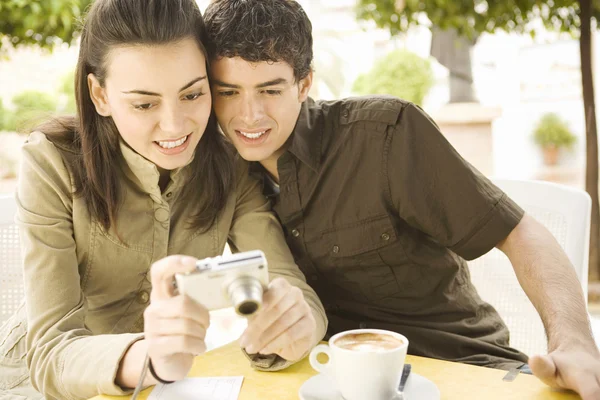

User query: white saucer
[299,372,440,400]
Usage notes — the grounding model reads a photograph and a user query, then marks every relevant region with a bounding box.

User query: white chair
[468,179,591,357]
[0,194,23,324]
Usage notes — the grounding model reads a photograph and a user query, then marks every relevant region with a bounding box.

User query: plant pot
[542,145,560,166]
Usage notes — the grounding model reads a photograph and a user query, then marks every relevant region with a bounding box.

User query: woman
[0,1,326,399]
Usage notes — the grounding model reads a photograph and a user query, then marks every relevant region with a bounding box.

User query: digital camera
[174,250,269,316]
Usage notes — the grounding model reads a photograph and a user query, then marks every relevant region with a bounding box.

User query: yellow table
[91,342,580,400]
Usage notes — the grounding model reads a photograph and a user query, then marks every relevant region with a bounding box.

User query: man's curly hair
[204,0,313,82]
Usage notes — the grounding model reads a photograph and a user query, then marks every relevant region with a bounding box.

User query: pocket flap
[323,214,397,257]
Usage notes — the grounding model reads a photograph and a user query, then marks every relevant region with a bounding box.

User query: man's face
[211,57,312,164]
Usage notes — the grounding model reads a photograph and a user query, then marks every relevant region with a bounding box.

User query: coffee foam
[334,332,404,352]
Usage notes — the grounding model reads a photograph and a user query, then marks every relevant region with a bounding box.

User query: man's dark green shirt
[252,96,528,370]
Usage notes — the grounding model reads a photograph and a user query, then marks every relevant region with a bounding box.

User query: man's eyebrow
[212,78,289,89]
[255,78,288,88]
[122,76,206,96]
[212,80,240,89]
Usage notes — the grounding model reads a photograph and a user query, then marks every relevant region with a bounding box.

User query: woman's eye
[184,92,203,101]
[134,103,154,111]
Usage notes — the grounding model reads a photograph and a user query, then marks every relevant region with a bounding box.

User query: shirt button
[342,109,349,118]
[291,229,300,237]
[154,208,170,222]
[166,192,173,198]
[332,245,340,254]
[359,322,367,329]
[137,290,150,304]
[381,233,390,241]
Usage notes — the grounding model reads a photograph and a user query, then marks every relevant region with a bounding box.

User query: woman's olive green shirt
[0,132,326,400]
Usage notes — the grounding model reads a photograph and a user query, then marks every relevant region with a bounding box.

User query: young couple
[1,0,598,399]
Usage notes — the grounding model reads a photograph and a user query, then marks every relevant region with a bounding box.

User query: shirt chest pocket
[315,214,403,302]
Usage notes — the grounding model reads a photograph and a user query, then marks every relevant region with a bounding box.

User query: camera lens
[227,276,263,317]
[237,300,259,316]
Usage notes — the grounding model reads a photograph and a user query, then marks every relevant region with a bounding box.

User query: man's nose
[240,96,264,126]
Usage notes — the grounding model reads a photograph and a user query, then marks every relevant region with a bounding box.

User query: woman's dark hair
[37,0,234,234]
[204,0,313,82]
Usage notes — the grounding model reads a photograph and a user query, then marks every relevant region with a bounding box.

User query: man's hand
[239,277,317,361]
[144,255,210,382]
[530,344,600,400]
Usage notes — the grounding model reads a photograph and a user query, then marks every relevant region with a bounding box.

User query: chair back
[468,179,591,356]
[0,194,23,324]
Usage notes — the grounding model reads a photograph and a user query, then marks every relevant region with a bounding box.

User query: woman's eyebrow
[122,76,207,96]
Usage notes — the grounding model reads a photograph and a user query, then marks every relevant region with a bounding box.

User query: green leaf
[356,0,593,36]
[0,0,88,54]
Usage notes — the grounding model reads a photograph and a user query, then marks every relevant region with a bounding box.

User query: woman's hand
[144,255,210,382]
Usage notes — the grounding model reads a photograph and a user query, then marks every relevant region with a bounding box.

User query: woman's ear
[87,73,111,116]
[297,70,313,102]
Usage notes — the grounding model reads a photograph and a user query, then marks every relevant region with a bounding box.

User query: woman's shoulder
[233,154,251,177]
[23,116,80,157]
[23,130,78,167]
[20,130,80,195]
[232,155,264,191]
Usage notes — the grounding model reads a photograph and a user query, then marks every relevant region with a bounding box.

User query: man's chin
[236,148,272,163]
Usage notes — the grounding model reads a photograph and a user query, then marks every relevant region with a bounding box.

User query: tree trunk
[430,27,479,103]
[580,0,600,282]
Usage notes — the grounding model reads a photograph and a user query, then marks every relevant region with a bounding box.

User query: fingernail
[239,335,248,348]
[246,345,256,354]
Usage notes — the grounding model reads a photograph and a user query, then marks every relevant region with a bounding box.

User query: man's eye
[184,92,204,101]
[218,91,236,97]
[265,90,282,95]
[134,103,154,111]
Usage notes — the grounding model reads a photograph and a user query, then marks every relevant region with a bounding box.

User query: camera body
[174,250,269,316]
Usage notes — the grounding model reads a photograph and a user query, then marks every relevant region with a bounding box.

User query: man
[204,1,600,398]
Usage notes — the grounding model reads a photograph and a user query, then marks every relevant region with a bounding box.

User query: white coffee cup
[309,329,408,400]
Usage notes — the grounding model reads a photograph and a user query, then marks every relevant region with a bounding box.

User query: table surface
[90,342,580,400]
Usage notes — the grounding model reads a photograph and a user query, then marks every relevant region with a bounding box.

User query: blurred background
[2,0,600,348]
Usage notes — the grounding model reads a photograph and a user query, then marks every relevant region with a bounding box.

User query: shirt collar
[286,97,322,172]
[119,140,192,197]
[247,97,322,196]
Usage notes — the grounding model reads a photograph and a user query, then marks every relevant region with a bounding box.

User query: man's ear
[87,73,111,116]
[297,70,313,102]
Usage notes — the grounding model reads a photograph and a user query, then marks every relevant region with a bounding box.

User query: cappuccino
[334,332,404,352]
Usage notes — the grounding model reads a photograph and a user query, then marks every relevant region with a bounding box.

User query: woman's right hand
[144,255,209,382]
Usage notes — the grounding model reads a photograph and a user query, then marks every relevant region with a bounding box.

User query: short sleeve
[388,104,523,260]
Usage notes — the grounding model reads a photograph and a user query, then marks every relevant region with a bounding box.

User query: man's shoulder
[315,95,412,126]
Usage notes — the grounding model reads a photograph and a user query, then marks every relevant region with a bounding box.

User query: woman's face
[88,38,211,172]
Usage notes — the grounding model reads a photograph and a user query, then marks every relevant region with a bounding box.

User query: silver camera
[174,250,269,317]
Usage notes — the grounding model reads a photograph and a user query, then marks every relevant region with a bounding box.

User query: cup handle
[309,344,333,374]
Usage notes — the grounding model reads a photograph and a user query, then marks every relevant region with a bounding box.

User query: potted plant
[533,113,576,166]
